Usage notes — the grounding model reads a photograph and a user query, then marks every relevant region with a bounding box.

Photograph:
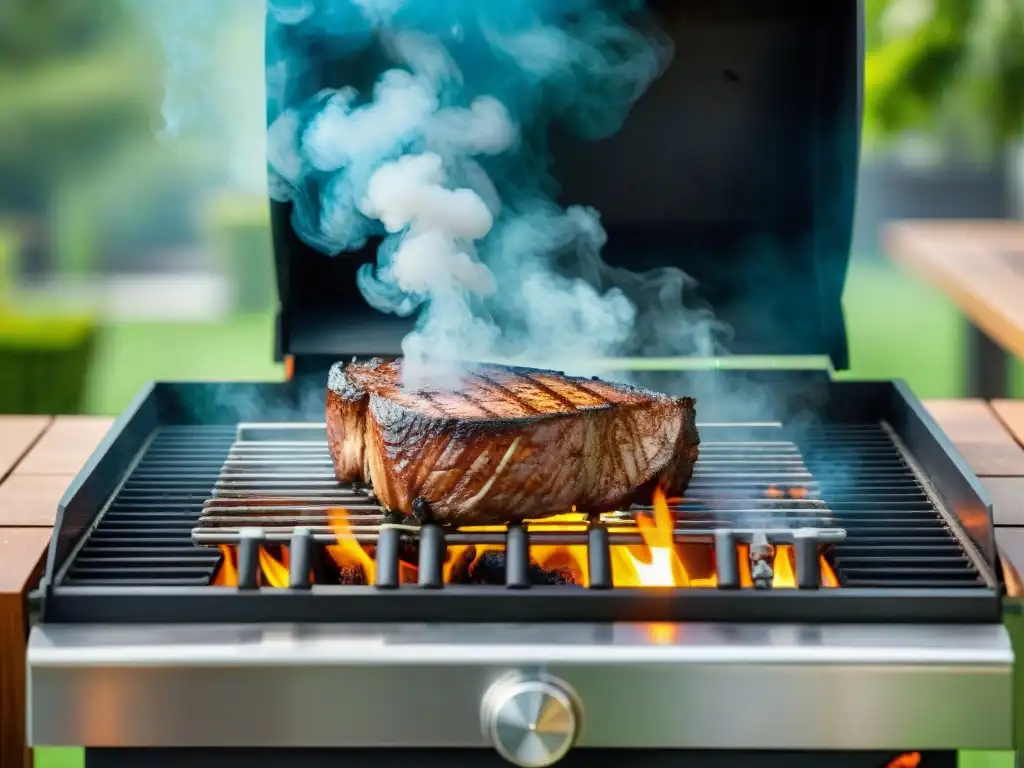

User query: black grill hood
[268,0,862,370]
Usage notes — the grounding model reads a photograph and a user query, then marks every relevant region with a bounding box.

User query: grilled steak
[326,358,699,525]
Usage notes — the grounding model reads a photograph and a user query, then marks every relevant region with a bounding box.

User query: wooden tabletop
[0,416,112,768]
[885,220,1024,360]
[0,405,1023,766]
[922,400,1024,591]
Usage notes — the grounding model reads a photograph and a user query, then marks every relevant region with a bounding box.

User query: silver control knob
[481,673,581,768]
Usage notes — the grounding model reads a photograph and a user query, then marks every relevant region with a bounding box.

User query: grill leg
[966,322,1009,398]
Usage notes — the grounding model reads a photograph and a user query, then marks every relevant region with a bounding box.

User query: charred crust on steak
[411,497,434,524]
[325,358,700,525]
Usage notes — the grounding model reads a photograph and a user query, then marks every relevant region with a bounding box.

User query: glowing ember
[884,753,921,768]
[445,512,590,586]
[211,488,839,589]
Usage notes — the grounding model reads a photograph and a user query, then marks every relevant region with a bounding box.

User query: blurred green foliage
[864,0,1024,147]
[0,226,15,299]
[0,1,160,207]
[964,1,1024,144]
[0,2,127,410]
[0,311,96,414]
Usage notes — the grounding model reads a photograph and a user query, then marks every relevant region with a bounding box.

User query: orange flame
[325,506,378,583]
[211,545,237,586]
[212,543,292,588]
[884,753,921,768]
[211,488,838,589]
[258,547,289,588]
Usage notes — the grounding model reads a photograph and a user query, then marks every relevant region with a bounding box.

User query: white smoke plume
[131,0,730,389]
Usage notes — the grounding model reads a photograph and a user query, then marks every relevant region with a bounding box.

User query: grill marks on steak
[326,358,699,525]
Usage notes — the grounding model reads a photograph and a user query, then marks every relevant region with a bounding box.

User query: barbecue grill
[27,2,1016,768]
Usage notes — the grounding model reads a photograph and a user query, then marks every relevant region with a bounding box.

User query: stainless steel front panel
[29,622,1013,751]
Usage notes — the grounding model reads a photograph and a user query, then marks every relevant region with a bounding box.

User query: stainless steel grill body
[28,621,1014,751]
[29,402,1014,753]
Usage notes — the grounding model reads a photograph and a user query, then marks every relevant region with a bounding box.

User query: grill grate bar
[192,526,848,547]
[63,427,234,587]
[803,424,983,588]
[66,578,212,587]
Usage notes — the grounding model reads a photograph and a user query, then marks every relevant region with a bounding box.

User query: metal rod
[505,524,530,589]
[236,528,262,590]
[374,527,402,589]
[749,531,775,590]
[418,523,446,589]
[714,530,740,589]
[794,531,821,590]
[192,526,848,548]
[288,527,313,590]
[587,525,612,589]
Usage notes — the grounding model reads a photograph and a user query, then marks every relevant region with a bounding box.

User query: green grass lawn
[29,258,1024,766]
[81,313,284,415]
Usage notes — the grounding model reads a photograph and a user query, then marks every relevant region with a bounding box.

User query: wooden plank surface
[0,474,80,527]
[981,478,1024,527]
[0,527,54,768]
[0,417,51,481]
[992,399,1024,446]
[14,415,112,475]
[926,398,1024,599]
[886,220,1024,360]
[0,416,111,768]
[996,528,1024,597]
[924,399,1024,476]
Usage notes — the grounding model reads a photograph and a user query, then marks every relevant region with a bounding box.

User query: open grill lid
[268,0,862,371]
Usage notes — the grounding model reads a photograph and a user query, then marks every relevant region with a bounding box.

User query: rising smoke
[133,0,729,389]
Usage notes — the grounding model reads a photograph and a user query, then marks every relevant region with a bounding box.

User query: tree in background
[864,0,1024,152]
[0,0,160,274]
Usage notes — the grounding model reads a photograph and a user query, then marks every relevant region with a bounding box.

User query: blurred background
[0,0,1022,417]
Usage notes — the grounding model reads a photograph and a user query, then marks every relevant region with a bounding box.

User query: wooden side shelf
[0,416,112,768]
[926,400,1024,595]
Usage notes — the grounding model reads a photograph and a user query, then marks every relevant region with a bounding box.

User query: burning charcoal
[541,568,580,586]
[411,497,434,524]
[469,551,509,584]
[448,545,477,584]
[467,551,577,585]
[338,564,368,585]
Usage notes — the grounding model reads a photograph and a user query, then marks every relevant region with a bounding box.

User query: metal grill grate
[192,423,847,591]
[195,423,839,536]
[62,426,236,587]
[801,424,984,589]
[185,421,981,591]
[61,421,985,591]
